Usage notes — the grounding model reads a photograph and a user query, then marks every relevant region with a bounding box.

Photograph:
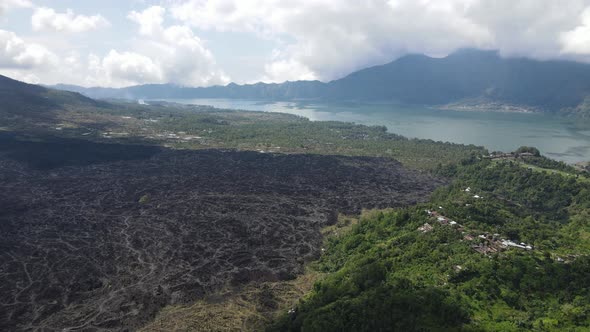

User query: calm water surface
[162,98,590,164]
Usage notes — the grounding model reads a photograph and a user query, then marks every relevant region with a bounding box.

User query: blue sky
[2,0,590,87]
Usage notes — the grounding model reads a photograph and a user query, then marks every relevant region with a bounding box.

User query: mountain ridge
[0,74,105,121]
[44,49,590,114]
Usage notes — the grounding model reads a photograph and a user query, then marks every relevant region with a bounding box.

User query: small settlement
[419,187,534,256]
[486,151,536,160]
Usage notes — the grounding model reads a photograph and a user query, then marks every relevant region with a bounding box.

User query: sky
[2,0,590,88]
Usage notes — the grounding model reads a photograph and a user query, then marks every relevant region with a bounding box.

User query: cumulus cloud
[1,5,228,87]
[31,7,110,33]
[87,6,228,87]
[128,5,165,36]
[171,0,590,82]
[262,55,318,83]
[0,29,57,69]
[101,50,163,84]
[5,0,590,87]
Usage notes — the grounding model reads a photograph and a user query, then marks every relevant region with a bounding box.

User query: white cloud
[0,29,57,69]
[5,0,590,88]
[31,7,110,33]
[262,56,317,83]
[1,5,228,88]
[561,8,590,55]
[101,50,163,84]
[171,0,590,82]
[86,6,228,87]
[465,0,587,59]
[128,5,165,36]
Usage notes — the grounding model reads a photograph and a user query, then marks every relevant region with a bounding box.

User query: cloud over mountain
[171,0,590,82]
[3,0,590,87]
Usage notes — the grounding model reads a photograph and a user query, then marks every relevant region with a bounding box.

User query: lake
[162,98,590,164]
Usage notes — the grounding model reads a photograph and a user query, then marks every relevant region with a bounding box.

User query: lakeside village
[418,186,534,256]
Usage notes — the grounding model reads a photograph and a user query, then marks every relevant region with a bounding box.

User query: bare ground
[0,136,444,331]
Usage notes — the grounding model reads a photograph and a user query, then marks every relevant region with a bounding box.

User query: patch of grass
[321,213,360,238]
[520,163,590,183]
[138,194,150,204]
[140,269,323,332]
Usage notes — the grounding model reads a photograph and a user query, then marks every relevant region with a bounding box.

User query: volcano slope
[0,134,444,331]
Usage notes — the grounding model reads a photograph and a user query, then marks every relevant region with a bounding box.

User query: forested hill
[0,74,105,119]
[329,49,590,111]
[52,49,590,114]
[270,156,590,331]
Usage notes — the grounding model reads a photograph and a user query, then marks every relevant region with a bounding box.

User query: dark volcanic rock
[0,139,444,331]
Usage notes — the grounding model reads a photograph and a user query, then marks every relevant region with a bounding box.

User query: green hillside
[271,158,590,331]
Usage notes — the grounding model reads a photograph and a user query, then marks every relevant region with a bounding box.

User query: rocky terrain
[0,133,444,331]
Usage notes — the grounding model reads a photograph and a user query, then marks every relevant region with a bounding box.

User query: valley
[0,74,588,331]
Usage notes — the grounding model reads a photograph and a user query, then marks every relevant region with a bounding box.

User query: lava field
[0,136,444,331]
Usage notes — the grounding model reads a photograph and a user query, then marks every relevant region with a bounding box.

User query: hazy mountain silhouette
[45,49,590,113]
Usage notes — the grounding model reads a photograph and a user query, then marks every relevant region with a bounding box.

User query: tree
[515,146,540,156]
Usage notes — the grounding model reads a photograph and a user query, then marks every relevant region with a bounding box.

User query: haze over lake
[163,99,590,164]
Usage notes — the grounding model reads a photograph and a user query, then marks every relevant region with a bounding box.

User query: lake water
[162,98,590,164]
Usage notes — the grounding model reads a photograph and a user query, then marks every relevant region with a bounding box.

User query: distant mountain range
[44,49,590,115]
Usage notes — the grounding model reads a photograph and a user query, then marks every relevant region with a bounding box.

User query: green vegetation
[138,194,150,204]
[519,155,582,175]
[515,146,541,157]
[2,92,486,170]
[152,109,484,170]
[0,71,486,171]
[565,96,590,118]
[141,270,322,332]
[271,158,590,331]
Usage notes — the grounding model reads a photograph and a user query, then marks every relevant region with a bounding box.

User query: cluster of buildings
[485,151,536,160]
[470,233,533,255]
[419,205,534,256]
[146,131,205,142]
[418,210,463,234]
